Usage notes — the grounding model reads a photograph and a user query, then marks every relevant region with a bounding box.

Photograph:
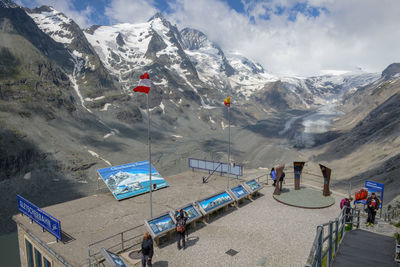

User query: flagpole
[227,106,230,189]
[147,93,152,219]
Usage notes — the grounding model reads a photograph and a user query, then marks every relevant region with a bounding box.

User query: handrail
[305,207,360,267]
[202,163,222,183]
[88,223,144,266]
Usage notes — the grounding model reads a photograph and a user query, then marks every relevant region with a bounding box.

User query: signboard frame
[228,184,250,201]
[188,158,243,177]
[17,195,62,241]
[243,179,263,194]
[171,203,202,225]
[195,190,235,215]
[97,161,169,201]
[144,212,176,238]
[100,248,128,267]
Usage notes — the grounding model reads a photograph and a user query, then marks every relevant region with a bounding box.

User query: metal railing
[383,206,399,222]
[88,224,144,266]
[305,207,360,267]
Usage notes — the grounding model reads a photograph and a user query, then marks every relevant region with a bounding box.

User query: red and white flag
[133,72,151,94]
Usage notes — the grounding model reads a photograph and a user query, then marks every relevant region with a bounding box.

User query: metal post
[88,245,91,267]
[228,108,231,187]
[121,232,124,251]
[317,225,323,266]
[357,210,360,228]
[334,218,339,254]
[147,94,152,219]
[350,208,354,230]
[328,221,333,267]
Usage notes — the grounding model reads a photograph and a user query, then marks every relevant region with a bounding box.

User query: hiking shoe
[366,223,370,226]
[371,223,374,227]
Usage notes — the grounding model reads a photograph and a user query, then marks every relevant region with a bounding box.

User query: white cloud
[21,0,94,27]
[165,0,400,76]
[105,0,158,24]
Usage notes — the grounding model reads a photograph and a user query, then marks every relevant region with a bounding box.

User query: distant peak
[148,12,165,22]
[382,63,400,80]
[28,5,54,13]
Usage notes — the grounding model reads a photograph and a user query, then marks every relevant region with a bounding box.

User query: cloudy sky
[18,0,400,76]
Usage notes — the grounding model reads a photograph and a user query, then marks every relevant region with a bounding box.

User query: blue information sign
[230,185,249,199]
[17,195,62,240]
[245,179,261,192]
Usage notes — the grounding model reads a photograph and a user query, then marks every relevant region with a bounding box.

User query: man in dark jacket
[141,232,153,267]
[366,193,380,227]
[175,209,188,250]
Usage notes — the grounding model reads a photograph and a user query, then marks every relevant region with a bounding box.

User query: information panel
[197,191,234,214]
[229,185,249,200]
[188,158,243,176]
[244,179,262,193]
[97,161,168,200]
[17,195,62,240]
[172,204,202,224]
[145,213,176,237]
[100,248,127,267]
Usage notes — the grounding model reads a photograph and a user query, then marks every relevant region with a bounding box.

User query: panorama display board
[196,190,234,215]
[354,180,384,208]
[229,184,250,200]
[97,161,168,200]
[188,158,243,177]
[145,212,176,238]
[171,203,202,224]
[244,179,263,193]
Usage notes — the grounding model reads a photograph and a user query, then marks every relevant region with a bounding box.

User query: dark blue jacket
[141,237,154,257]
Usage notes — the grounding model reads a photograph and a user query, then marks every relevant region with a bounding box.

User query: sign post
[293,162,305,190]
[320,164,331,196]
[17,195,62,241]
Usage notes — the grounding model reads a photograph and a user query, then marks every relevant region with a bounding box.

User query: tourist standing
[141,232,153,267]
[270,167,277,186]
[366,193,380,227]
[279,171,285,191]
[175,209,188,250]
[340,197,353,222]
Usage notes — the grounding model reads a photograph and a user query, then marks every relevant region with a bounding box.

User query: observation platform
[273,187,335,209]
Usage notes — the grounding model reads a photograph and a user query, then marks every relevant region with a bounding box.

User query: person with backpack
[366,192,380,227]
[270,167,277,186]
[279,171,285,191]
[340,197,353,222]
[175,209,188,250]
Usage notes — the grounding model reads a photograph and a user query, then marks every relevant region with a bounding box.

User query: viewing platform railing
[305,207,360,267]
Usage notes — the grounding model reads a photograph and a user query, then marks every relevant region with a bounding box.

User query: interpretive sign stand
[293,162,305,190]
[144,212,176,246]
[17,195,62,242]
[273,165,285,195]
[195,190,234,222]
[100,248,127,267]
[228,184,250,206]
[243,179,263,200]
[171,203,202,229]
[320,164,331,196]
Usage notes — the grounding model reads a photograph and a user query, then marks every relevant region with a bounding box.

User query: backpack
[176,218,186,232]
[340,198,348,209]
[279,172,285,181]
[355,189,368,200]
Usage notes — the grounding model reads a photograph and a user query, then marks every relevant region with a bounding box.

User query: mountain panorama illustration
[0,0,399,266]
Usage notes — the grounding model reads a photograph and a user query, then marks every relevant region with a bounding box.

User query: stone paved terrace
[13,169,344,266]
